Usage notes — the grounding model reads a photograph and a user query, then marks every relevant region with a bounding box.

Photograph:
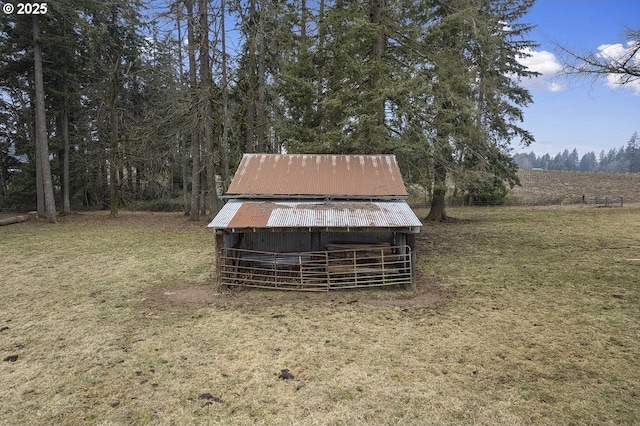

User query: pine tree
[627,131,640,173]
[186,0,201,220]
[33,15,56,222]
[424,0,536,220]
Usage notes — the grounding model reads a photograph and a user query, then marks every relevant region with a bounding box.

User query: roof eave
[210,226,421,233]
[220,194,409,200]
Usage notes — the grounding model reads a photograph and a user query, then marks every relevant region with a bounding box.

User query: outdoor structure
[208,154,422,291]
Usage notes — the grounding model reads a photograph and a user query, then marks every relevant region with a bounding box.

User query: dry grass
[511,169,640,205]
[1,207,639,425]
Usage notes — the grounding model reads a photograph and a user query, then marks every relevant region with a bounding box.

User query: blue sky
[515,0,640,157]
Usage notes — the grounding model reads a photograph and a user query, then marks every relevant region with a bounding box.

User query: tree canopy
[0,0,538,219]
[514,131,640,173]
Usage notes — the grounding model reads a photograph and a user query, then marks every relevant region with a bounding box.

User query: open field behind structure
[510,169,640,205]
[1,207,639,425]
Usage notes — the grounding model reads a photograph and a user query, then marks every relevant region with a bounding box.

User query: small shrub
[453,177,509,206]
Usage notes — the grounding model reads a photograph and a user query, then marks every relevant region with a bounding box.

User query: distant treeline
[514,132,640,173]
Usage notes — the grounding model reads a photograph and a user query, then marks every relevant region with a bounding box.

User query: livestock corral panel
[218,245,412,291]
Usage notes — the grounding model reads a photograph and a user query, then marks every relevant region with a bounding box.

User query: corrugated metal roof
[208,200,422,230]
[225,154,408,198]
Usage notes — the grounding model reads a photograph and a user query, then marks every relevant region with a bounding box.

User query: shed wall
[236,231,395,253]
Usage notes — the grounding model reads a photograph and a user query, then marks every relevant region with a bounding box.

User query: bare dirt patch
[143,269,445,312]
[144,283,220,310]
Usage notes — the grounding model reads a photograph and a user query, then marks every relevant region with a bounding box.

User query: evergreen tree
[425,0,536,220]
[579,151,598,171]
[0,12,34,208]
[1,0,546,216]
[567,148,579,170]
[513,152,533,169]
[627,131,640,172]
[33,15,56,222]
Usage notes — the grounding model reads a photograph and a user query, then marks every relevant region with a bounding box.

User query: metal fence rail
[218,245,412,291]
[583,195,624,207]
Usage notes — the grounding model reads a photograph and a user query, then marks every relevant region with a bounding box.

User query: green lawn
[1,206,639,425]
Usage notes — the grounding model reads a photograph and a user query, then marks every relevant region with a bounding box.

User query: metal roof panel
[225,154,408,197]
[208,201,422,230]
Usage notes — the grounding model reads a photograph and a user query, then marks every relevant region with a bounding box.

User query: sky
[515,0,640,157]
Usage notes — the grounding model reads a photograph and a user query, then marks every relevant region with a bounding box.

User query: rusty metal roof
[208,200,422,230]
[225,154,408,198]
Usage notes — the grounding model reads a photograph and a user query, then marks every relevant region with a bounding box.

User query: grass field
[510,170,640,205]
[1,206,639,425]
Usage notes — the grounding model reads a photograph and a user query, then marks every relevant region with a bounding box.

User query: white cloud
[597,41,640,95]
[519,49,562,74]
[516,48,566,92]
[548,81,565,92]
[605,73,640,95]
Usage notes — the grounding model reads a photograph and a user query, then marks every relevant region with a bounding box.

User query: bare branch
[558,27,640,87]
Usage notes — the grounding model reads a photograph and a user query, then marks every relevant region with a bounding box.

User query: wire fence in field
[507,170,637,206]
[409,195,626,208]
[408,170,640,208]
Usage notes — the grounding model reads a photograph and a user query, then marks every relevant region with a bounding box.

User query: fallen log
[0,216,27,226]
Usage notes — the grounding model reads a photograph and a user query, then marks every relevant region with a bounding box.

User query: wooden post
[325,252,330,290]
[406,233,416,291]
[353,249,358,286]
[215,231,224,287]
[381,248,385,285]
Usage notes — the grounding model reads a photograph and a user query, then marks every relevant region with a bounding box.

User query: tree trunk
[367,0,385,154]
[33,15,56,223]
[186,0,200,220]
[175,4,190,215]
[62,110,70,213]
[425,151,449,222]
[0,151,5,207]
[370,0,385,125]
[108,74,119,218]
[0,216,28,226]
[256,0,267,152]
[57,111,71,214]
[244,0,257,153]
[199,0,219,217]
[316,0,326,134]
[135,164,142,199]
[182,137,189,215]
[35,144,44,216]
[220,0,230,189]
[426,173,448,222]
[189,110,200,220]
